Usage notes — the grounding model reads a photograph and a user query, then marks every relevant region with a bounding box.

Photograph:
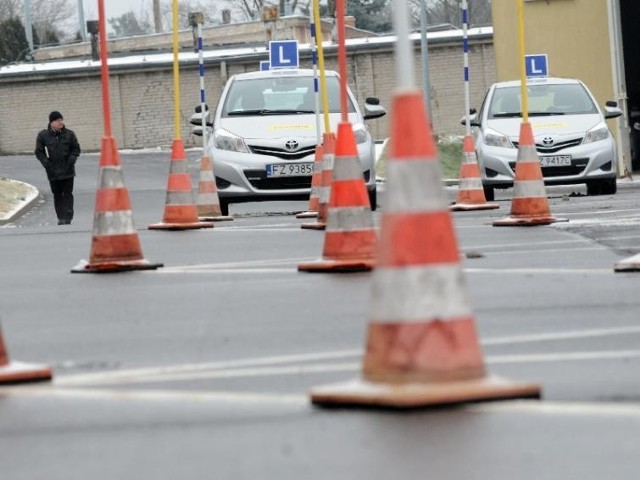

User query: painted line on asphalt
[55,349,640,387]
[468,400,640,417]
[466,267,612,274]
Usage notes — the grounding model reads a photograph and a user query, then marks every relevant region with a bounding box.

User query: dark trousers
[49,177,74,222]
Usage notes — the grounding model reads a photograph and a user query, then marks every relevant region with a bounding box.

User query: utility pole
[23,0,34,52]
[77,0,87,41]
[153,0,163,33]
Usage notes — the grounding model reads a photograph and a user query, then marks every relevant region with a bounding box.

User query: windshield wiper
[227,109,315,116]
[492,112,522,118]
[529,111,562,116]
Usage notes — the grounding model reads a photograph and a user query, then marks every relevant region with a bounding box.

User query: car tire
[368,187,377,211]
[483,185,495,202]
[587,178,616,196]
[219,198,230,216]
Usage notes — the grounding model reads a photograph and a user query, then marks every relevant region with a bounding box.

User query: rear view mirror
[604,101,623,120]
[190,105,213,127]
[460,109,479,127]
[364,97,386,120]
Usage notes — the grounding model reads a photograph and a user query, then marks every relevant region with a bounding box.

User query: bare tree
[0,0,76,45]
[409,0,492,28]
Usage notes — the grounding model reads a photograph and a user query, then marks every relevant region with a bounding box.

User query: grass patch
[375,136,463,179]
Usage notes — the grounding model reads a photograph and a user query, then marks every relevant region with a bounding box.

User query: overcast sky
[82,0,149,21]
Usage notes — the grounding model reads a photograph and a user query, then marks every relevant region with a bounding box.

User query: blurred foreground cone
[149,139,214,230]
[296,144,324,218]
[0,322,52,384]
[72,137,163,273]
[196,154,233,222]
[614,253,640,272]
[310,91,541,408]
[450,135,499,211]
[298,123,376,272]
[301,132,335,230]
[493,123,562,226]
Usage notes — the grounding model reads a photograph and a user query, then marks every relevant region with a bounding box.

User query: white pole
[392,0,414,91]
[197,22,208,149]
[462,0,471,136]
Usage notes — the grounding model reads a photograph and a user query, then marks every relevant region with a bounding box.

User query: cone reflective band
[73,137,162,273]
[298,123,376,272]
[310,91,541,408]
[302,132,335,230]
[493,122,561,226]
[0,324,52,384]
[149,139,214,230]
[197,155,233,221]
[450,135,499,211]
[614,252,640,272]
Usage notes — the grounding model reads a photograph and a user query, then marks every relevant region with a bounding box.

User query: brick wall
[0,37,495,154]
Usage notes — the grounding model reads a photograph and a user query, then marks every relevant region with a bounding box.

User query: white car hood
[488,114,603,138]
[218,112,358,140]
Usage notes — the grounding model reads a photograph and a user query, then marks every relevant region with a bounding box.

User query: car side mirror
[460,109,480,127]
[190,105,213,127]
[604,101,623,120]
[363,97,386,120]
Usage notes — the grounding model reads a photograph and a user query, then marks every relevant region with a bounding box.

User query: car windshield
[222,76,356,117]
[488,83,598,119]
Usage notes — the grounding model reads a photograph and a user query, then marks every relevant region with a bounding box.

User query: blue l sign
[260,61,270,71]
[525,54,548,78]
[269,40,299,69]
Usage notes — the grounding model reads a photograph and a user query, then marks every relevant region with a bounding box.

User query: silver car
[469,77,623,200]
[192,68,385,215]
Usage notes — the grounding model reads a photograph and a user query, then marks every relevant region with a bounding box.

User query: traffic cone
[310,90,541,408]
[298,123,376,272]
[196,154,233,222]
[149,139,214,230]
[493,122,561,226]
[0,322,52,384]
[614,253,640,272]
[301,132,335,230]
[450,135,499,211]
[296,144,324,218]
[72,137,163,273]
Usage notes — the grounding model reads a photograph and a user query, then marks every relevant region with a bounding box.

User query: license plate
[266,163,314,177]
[539,155,571,167]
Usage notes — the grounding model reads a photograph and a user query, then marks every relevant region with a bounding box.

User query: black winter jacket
[35,126,81,181]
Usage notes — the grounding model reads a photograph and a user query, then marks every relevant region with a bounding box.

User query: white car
[468,77,623,200]
[191,68,385,215]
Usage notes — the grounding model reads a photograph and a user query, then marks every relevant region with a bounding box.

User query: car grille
[512,138,584,153]
[248,145,316,160]
[244,169,312,190]
[508,158,589,177]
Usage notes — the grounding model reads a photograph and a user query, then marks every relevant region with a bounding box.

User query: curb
[0,179,40,226]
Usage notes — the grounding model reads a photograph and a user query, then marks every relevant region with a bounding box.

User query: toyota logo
[542,136,555,146]
[284,140,299,151]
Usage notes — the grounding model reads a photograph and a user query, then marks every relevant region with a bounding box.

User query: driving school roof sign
[525,54,548,78]
[269,40,299,69]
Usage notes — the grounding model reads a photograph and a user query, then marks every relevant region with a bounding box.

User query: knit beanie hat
[49,111,63,123]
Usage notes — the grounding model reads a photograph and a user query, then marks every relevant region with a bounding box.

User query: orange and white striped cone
[72,137,163,273]
[450,135,499,211]
[493,123,563,226]
[296,144,324,218]
[301,132,335,230]
[0,322,52,384]
[310,91,541,408]
[298,123,376,272]
[149,139,214,230]
[196,155,233,222]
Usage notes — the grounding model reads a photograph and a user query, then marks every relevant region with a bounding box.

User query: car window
[222,76,355,116]
[489,83,598,119]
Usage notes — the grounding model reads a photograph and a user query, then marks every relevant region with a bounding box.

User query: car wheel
[483,185,495,202]
[587,178,616,196]
[219,198,230,216]
[368,187,377,211]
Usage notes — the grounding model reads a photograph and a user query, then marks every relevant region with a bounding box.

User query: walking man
[35,111,81,225]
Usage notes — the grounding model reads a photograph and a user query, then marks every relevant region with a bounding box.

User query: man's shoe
[58,219,71,225]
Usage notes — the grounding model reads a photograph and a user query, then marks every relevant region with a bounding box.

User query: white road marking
[468,400,640,417]
[466,267,612,274]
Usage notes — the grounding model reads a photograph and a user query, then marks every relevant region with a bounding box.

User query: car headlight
[483,129,514,148]
[214,128,249,153]
[352,124,369,145]
[583,125,610,144]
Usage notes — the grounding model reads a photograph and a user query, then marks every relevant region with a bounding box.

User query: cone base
[310,375,541,409]
[296,211,319,219]
[298,259,374,273]
[450,202,500,212]
[0,361,53,385]
[148,221,214,230]
[301,222,326,230]
[71,259,164,273]
[198,215,234,222]
[614,253,640,272]
[492,215,567,227]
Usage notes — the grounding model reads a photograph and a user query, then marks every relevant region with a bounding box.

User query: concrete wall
[0,34,495,154]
